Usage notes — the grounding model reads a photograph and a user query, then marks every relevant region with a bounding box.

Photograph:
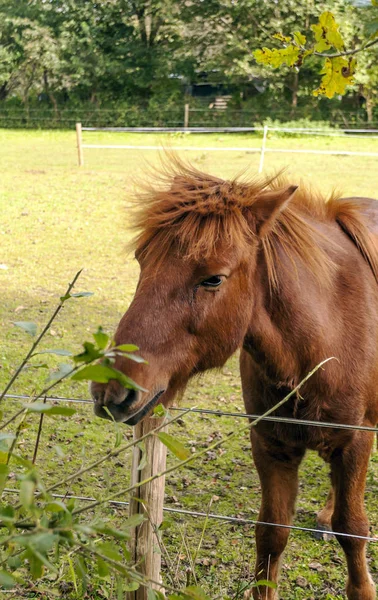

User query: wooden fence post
[258,124,268,173]
[127,416,168,600]
[184,104,189,129]
[76,122,84,167]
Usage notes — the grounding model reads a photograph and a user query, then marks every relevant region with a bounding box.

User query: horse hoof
[314,523,334,541]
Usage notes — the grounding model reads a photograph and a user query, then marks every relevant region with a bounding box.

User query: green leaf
[71,291,93,298]
[118,352,146,364]
[72,364,146,391]
[252,580,278,589]
[123,513,145,528]
[11,455,33,469]
[60,291,93,302]
[137,441,148,471]
[0,434,15,452]
[153,404,166,417]
[0,570,17,589]
[115,344,139,352]
[20,479,35,510]
[97,542,123,562]
[97,556,110,578]
[124,582,140,592]
[73,341,103,364]
[157,433,190,460]
[28,550,44,579]
[365,18,378,38]
[12,321,37,336]
[24,402,76,417]
[159,517,173,531]
[180,587,211,600]
[33,349,72,357]
[45,501,68,513]
[93,327,109,350]
[0,434,15,441]
[93,522,130,540]
[0,505,15,524]
[23,363,49,370]
[148,589,165,599]
[26,532,58,554]
[115,424,122,448]
[46,363,73,382]
[75,555,87,590]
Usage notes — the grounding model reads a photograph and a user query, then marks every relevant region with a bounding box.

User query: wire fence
[3,393,378,543]
[1,105,378,129]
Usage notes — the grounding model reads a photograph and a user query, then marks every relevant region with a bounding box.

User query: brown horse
[91,158,378,600]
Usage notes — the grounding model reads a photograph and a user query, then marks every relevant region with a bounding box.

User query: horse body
[243,207,378,450]
[241,204,378,599]
[91,162,378,599]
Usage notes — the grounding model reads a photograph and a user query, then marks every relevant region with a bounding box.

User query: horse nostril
[118,388,137,409]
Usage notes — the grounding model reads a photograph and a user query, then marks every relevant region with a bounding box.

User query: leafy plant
[254,4,378,99]
[0,271,331,598]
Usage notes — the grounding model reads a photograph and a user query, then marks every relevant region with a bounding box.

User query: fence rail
[75,122,378,171]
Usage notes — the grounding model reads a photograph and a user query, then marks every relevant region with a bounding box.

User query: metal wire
[3,394,378,544]
[2,488,377,542]
[4,394,378,433]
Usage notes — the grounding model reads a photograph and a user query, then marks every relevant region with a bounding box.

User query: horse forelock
[128,155,377,290]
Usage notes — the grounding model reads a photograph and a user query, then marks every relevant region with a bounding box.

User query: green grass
[1,129,378,599]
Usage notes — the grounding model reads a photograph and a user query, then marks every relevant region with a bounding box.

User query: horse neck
[245,238,335,387]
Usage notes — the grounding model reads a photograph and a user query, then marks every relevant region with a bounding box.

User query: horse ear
[253,185,298,237]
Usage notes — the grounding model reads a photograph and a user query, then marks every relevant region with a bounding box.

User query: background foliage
[0,0,377,127]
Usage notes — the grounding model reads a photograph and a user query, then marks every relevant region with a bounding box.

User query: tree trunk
[0,83,9,101]
[365,89,373,124]
[44,70,59,117]
[290,71,298,117]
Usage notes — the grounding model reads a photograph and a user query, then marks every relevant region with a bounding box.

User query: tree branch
[314,37,378,59]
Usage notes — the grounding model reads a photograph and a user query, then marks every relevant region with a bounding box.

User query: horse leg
[244,431,305,600]
[315,487,335,539]
[330,431,376,600]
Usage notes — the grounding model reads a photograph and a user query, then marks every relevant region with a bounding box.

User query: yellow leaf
[313,57,356,99]
[273,33,291,43]
[254,48,273,66]
[311,11,345,52]
[293,31,306,46]
[254,46,299,68]
[280,46,300,67]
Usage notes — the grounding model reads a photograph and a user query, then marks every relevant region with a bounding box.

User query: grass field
[1,129,378,599]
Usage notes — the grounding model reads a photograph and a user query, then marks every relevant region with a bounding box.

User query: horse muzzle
[91,381,165,425]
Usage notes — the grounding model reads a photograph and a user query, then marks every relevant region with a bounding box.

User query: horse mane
[130,155,378,289]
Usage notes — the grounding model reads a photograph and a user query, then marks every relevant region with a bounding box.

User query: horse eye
[200,276,223,288]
